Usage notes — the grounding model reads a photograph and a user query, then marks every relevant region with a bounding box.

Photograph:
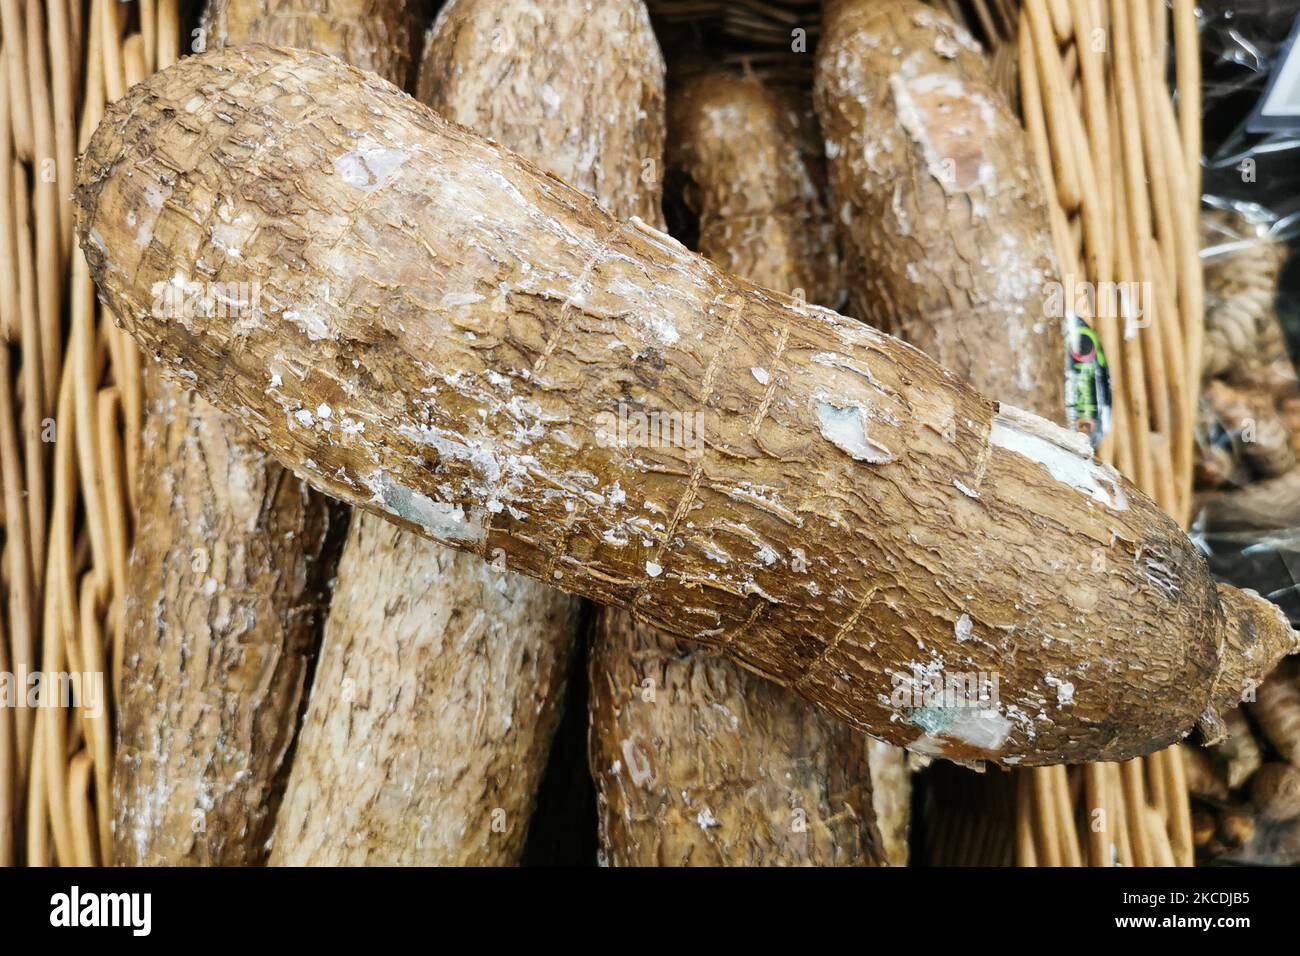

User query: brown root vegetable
[1190,804,1216,849]
[113,1,420,867]
[815,0,1064,419]
[1216,806,1256,852]
[1193,396,1252,491]
[416,0,665,229]
[1202,208,1290,381]
[1202,379,1295,480]
[666,72,839,307]
[1251,666,1300,767]
[77,46,1299,767]
[114,367,336,866]
[200,0,420,88]
[1196,467,1300,533]
[1180,745,1229,801]
[269,514,581,863]
[815,1,1071,858]
[591,613,883,864]
[867,740,911,865]
[271,0,661,864]
[587,70,890,866]
[1251,761,1300,822]
[1215,708,1265,792]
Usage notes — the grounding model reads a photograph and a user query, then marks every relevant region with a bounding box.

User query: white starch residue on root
[814,401,895,464]
[990,406,1127,511]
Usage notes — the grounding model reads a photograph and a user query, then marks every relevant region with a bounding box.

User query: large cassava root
[591,612,885,864]
[415,0,666,230]
[111,1,419,866]
[666,73,839,309]
[270,515,581,864]
[815,0,1072,858]
[199,0,420,86]
[815,0,1064,418]
[78,46,1298,767]
[271,0,661,864]
[815,0,1066,865]
[587,69,889,866]
[114,364,336,866]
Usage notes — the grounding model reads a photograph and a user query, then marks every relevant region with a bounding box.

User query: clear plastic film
[1194,0,1300,620]
[1191,0,1300,865]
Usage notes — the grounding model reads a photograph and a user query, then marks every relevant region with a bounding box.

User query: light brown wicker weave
[0,0,181,867]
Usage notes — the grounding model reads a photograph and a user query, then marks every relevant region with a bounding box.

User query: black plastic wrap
[1194,0,1300,621]
[1191,1,1300,866]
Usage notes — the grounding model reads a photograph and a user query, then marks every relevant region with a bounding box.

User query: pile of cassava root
[68,0,1298,867]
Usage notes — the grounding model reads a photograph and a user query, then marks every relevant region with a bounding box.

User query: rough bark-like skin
[415,0,665,229]
[1198,468,1300,533]
[667,73,839,307]
[867,739,910,865]
[270,512,581,864]
[78,47,1298,767]
[270,0,661,865]
[114,365,334,866]
[201,0,420,90]
[588,71,890,866]
[1253,666,1300,768]
[112,0,419,868]
[816,4,1069,856]
[590,612,883,864]
[815,0,1064,418]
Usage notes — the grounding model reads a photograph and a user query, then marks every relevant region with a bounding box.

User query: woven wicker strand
[1013,0,1203,868]
[0,0,177,868]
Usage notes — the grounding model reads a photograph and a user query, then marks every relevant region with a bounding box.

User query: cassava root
[78,46,1298,767]
[111,0,420,866]
[199,0,420,87]
[270,515,581,863]
[271,0,662,864]
[815,0,1064,419]
[589,69,890,866]
[814,0,1068,862]
[590,613,885,864]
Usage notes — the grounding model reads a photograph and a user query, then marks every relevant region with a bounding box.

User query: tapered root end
[1206,585,1299,730]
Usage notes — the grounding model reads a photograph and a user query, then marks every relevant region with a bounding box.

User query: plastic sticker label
[1065,313,1111,449]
